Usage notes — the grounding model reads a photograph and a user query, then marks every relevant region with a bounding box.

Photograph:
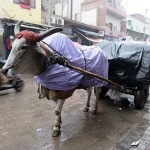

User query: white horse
[2,21,108,137]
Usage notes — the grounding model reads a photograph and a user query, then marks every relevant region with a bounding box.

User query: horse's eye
[20,46,27,50]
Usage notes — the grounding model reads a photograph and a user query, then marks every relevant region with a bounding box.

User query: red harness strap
[15,30,39,43]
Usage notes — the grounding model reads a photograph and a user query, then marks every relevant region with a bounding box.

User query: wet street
[0,75,150,150]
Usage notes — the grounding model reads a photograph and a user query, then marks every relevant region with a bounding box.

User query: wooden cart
[48,52,149,110]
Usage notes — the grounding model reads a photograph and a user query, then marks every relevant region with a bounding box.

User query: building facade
[47,0,126,39]
[0,0,41,24]
[41,0,85,24]
[126,14,150,41]
[81,0,126,39]
[0,0,46,59]
[41,0,105,45]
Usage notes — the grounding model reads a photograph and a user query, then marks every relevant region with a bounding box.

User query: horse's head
[2,21,63,77]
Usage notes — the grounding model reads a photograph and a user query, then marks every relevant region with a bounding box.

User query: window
[116,2,120,9]
[19,0,30,5]
[13,0,35,8]
[112,0,116,7]
[75,13,80,21]
[109,23,113,31]
[107,0,113,6]
[127,20,133,30]
[107,0,112,3]
[128,20,132,26]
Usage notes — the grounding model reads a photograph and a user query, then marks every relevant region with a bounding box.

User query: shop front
[0,18,50,60]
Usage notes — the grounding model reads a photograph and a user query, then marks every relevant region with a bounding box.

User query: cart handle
[40,43,133,94]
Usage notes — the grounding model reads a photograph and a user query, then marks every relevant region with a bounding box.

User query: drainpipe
[48,0,51,26]
[62,0,63,17]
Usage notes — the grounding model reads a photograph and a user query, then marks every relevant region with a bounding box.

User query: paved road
[0,75,150,150]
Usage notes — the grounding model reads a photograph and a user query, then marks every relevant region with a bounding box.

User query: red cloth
[15,30,39,43]
[6,37,11,50]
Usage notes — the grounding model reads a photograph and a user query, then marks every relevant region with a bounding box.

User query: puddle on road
[46,91,149,150]
[0,76,149,150]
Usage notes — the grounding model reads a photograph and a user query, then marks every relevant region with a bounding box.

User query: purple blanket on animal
[34,33,108,91]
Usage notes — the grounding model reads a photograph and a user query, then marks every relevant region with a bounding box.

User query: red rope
[15,30,39,43]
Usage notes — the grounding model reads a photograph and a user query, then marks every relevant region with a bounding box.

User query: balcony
[106,0,126,18]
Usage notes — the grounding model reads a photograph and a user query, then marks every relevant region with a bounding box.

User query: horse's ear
[14,21,23,35]
[38,27,63,41]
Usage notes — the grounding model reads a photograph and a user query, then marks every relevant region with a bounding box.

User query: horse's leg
[53,99,65,137]
[83,87,92,112]
[91,87,101,114]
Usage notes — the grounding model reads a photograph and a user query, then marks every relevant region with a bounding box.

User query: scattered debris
[129,103,134,108]
[37,128,42,132]
[113,110,116,113]
[113,101,121,105]
[131,140,139,147]
[3,132,9,135]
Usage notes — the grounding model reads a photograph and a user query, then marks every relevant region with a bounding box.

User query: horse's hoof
[91,110,97,114]
[52,130,61,137]
[83,108,89,112]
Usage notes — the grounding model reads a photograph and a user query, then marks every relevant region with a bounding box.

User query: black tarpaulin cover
[96,41,150,88]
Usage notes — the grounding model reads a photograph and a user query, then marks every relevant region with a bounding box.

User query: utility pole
[61,0,63,17]
[70,0,73,20]
[143,9,150,41]
[143,9,147,41]
[67,0,69,19]
[48,0,51,26]
[125,0,127,12]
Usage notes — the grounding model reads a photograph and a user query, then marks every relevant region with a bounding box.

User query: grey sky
[122,0,150,18]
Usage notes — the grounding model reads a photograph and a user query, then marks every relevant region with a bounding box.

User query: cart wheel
[134,86,149,110]
[14,79,24,92]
